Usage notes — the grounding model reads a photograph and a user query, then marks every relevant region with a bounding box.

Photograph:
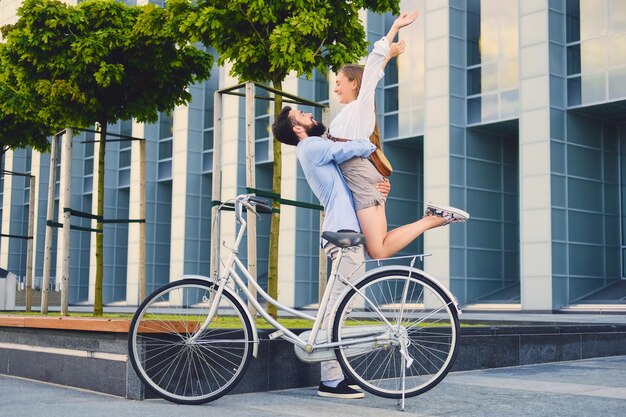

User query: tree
[0,45,53,160]
[184,0,401,316]
[1,0,214,315]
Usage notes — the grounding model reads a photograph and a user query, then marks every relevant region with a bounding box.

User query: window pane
[203,130,213,151]
[158,160,172,180]
[83,177,92,193]
[608,67,626,99]
[119,149,131,168]
[119,169,130,188]
[383,114,398,139]
[480,0,501,63]
[385,59,399,85]
[204,90,214,129]
[567,76,582,106]
[467,67,481,96]
[120,120,132,138]
[255,95,270,117]
[580,0,606,39]
[84,141,94,157]
[581,38,606,72]
[500,89,518,119]
[468,96,481,124]
[482,63,498,92]
[499,58,518,90]
[566,0,580,43]
[581,72,606,103]
[481,93,498,121]
[608,33,626,67]
[202,152,213,172]
[467,0,481,66]
[314,69,329,102]
[609,0,626,33]
[567,44,581,75]
[158,140,172,160]
[384,88,398,112]
[255,140,269,163]
[159,114,173,139]
[84,158,93,174]
[255,119,270,139]
[499,0,518,59]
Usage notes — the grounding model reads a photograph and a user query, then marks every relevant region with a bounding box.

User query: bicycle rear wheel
[332,270,460,399]
[128,279,253,404]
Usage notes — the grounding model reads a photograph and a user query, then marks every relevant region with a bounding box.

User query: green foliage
[0,0,214,129]
[186,0,400,83]
[0,48,52,156]
[0,112,51,157]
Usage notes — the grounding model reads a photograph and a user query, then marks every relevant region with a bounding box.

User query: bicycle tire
[128,278,254,404]
[332,269,460,399]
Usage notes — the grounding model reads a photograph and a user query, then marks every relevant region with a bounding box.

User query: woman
[328,11,469,259]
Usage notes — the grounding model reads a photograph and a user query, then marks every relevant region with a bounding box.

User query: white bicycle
[128,194,461,407]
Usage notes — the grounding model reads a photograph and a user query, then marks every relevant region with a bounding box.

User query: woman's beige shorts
[340,157,386,211]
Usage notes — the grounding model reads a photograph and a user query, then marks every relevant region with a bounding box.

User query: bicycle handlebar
[248,196,273,214]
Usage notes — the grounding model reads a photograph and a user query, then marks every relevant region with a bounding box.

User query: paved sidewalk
[2,355,625,417]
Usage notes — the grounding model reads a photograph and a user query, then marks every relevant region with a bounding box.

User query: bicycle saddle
[322,231,366,248]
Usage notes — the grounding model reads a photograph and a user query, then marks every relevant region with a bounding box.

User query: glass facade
[567,0,626,105]
[2,0,626,311]
[467,0,519,125]
[459,0,521,305]
[146,113,173,294]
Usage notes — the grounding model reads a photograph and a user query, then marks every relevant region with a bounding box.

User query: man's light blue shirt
[295,136,376,244]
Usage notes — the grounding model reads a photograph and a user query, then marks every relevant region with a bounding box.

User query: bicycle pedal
[268,330,284,340]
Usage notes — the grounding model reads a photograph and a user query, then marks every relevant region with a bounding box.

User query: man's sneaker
[317,379,365,399]
[425,202,470,225]
[342,375,362,391]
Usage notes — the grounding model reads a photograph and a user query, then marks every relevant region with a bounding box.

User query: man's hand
[376,178,391,198]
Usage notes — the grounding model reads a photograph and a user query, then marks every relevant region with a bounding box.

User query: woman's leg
[357,205,446,259]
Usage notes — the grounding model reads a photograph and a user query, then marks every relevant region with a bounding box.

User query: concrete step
[2,315,626,400]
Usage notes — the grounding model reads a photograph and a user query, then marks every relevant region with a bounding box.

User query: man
[272,106,388,399]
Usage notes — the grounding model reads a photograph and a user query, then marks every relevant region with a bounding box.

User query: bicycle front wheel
[128,279,254,404]
[332,270,460,399]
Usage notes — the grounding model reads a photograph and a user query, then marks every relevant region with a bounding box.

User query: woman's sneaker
[425,202,470,225]
[317,379,364,399]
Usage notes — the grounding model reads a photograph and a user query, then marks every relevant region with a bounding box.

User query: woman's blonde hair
[338,64,382,149]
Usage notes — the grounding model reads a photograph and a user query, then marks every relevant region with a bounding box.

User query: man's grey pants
[320,242,365,382]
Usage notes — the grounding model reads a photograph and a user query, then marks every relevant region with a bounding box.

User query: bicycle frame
[191,195,461,363]
[190,196,417,356]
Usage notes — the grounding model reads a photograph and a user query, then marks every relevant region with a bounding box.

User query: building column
[518,1,553,311]
[169,105,191,283]
[423,0,452,287]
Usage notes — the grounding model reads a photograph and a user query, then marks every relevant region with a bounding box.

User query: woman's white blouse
[327,37,389,142]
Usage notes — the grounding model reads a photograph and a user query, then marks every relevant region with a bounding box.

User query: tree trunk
[267,80,283,319]
[94,121,107,316]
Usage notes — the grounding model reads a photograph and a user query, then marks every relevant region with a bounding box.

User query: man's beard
[304,121,326,138]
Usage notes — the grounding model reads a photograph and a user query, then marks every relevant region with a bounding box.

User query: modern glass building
[1,0,625,311]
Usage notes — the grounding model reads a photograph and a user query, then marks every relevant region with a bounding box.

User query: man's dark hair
[272,106,299,146]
